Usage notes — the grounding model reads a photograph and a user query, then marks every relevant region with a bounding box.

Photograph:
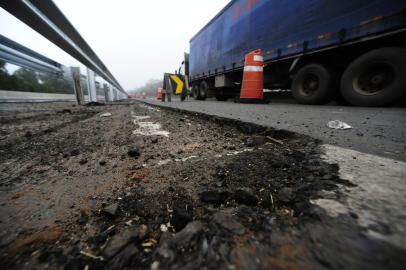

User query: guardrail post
[86,68,97,102]
[109,84,115,101]
[71,66,84,105]
[113,87,118,101]
[103,83,110,102]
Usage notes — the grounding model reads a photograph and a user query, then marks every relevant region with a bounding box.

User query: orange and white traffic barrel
[239,49,265,102]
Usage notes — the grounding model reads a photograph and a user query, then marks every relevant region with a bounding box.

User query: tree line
[0,60,75,94]
[130,78,162,97]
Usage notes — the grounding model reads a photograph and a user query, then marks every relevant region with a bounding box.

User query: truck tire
[192,85,200,100]
[199,81,208,100]
[292,64,333,105]
[340,47,406,107]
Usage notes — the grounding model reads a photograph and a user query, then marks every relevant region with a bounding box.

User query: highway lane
[140,98,406,161]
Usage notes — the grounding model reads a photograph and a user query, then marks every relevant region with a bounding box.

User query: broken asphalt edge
[134,100,320,146]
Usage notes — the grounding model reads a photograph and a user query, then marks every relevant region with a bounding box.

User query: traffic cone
[156,88,163,100]
[238,49,265,103]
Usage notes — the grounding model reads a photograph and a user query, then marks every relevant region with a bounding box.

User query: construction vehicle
[178,0,406,106]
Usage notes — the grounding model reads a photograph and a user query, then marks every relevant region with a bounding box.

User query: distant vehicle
[181,0,406,106]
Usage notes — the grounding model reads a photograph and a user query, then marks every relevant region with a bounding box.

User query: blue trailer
[187,0,406,106]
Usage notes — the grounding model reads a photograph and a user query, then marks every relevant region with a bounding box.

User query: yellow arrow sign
[170,75,184,94]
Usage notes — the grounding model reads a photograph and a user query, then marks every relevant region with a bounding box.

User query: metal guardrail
[0,34,63,74]
[0,33,124,104]
[0,34,90,82]
[0,0,126,95]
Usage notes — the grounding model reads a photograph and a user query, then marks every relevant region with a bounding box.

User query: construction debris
[327,120,353,130]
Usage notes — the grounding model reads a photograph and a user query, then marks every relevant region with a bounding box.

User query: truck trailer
[186,0,406,106]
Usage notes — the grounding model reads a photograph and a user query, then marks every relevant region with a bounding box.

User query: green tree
[38,72,74,94]
[13,68,41,92]
[0,60,7,74]
[0,62,76,93]
[0,60,17,90]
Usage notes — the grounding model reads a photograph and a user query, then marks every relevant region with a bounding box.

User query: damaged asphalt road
[140,99,406,162]
[0,101,405,269]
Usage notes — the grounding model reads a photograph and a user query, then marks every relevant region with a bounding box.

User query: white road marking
[134,116,151,121]
[320,144,406,249]
[175,156,199,162]
[131,111,170,137]
[310,198,348,217]
[157,159,172,166]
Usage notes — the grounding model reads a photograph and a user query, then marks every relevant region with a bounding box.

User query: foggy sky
[0,0,230,90]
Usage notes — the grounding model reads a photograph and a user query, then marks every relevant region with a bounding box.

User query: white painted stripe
[321,144,406,249]
[244,66,263,72]
[131,111,170,137]
[253,55,264,62]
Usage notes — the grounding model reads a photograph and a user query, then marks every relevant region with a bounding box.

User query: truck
[184,0,406,106]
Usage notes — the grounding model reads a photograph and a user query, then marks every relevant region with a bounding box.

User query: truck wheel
[340,47,406,107]
[192,85,200,100]
[292,64,333,104]
[199,81,208,100]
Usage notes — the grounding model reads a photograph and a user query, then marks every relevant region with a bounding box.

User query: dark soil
[0,101,404,269]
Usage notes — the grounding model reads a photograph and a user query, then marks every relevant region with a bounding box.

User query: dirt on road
[0,101,404,269]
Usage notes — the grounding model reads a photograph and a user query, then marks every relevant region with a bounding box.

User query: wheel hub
[301,74,320,96]
[354,63,395,95]
[371,75,383,84]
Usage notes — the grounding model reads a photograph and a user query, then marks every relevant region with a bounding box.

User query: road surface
[139,97,406,250]
[1,101,405,269]
[141,98,406,161]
